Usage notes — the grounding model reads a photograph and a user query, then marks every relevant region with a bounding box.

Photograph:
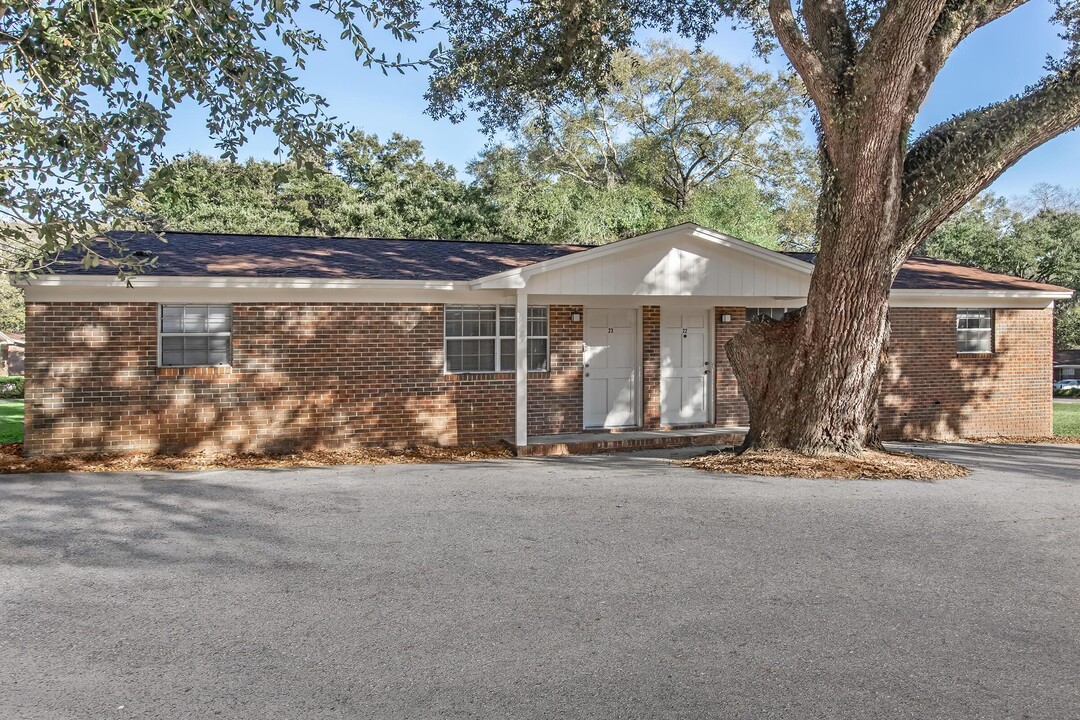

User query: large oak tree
[429,0,1080,454]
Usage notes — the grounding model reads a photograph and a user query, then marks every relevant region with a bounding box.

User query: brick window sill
[444,371,551,381]
[157,366,236,378]
[956,352,994,359]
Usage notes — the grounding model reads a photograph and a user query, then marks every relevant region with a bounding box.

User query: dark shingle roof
[1056,349,1080,366]
[785,252,1071,293]
[48,230,1072,294]
[59,231,587,281]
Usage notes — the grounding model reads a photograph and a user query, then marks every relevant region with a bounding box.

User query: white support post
[515,286,528,447]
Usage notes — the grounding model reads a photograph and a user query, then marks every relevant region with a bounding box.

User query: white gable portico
[469,224,816,446]
[471,223,813,301]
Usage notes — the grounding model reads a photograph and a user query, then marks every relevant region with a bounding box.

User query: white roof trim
[468,223,815,290]
[890,288,1074,300]
[19,275,471,291]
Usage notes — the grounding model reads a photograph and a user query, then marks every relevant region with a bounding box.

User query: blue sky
[163,0,1074,199]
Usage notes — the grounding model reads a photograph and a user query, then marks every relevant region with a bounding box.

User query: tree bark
[720,0,1080,456]
[727,167,898,455]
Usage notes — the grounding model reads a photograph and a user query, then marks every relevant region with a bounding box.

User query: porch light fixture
[721,314,732,323]
[571,312,582,322]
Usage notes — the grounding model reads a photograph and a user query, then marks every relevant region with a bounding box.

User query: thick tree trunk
[726,149,904,455]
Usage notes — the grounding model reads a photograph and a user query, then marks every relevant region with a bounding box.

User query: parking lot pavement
[2,443,1079,719]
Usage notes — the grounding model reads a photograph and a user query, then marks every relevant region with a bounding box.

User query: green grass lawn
[1054,401,1080,438]
[0,399,23,444]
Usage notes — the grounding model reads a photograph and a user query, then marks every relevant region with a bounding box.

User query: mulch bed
[956,436,1080,445]
[674,447,970,480]
[0,443,514,475]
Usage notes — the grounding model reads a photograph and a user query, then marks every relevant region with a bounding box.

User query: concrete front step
[518,427,748,457]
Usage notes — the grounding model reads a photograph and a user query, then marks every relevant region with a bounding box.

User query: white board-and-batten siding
[523,236,810,297]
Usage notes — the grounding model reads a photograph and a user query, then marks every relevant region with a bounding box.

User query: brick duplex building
[18,224,1073,455]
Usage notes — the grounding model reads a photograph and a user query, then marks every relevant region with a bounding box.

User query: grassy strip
[1054,401,1080,438]
[0,400,23,444]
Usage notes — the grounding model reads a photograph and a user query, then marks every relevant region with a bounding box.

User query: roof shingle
[62,231,586,281]
[47,230,1073,294]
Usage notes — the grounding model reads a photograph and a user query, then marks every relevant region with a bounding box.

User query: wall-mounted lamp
[571,312,582,322]
[720,314,732,323]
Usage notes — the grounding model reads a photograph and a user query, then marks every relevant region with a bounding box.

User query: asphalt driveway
[2,443,1079,719]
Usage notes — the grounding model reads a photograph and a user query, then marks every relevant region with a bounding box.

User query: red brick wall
[23,301,1054,455]
[642,306,661,430]
[25,302,524,455]
[527,304,583,436]
[879,307,1054,439]
[714,306,750,426]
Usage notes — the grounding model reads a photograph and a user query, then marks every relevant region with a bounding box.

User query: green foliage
[1,0,439,275]
[515,42,817,246]
[121,132,491,240]
[924,187,1080,349]
[1057,304,1080,348]
[332,131,492,239]
[427,0,768,129]
[0,377,23,400]
[684,177,781,249]
[0,282,24,333]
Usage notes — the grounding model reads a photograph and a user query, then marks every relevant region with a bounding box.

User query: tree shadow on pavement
[0,474,291,569]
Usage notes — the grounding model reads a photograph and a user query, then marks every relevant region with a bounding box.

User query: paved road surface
[2,443,1078,719]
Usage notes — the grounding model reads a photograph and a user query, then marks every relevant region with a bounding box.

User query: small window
[746,307,796,321]
[956,309,993,353]
[160,304,232,367]
[445,305,548,373]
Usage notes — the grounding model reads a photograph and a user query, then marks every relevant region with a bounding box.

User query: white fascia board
[469,223,816,290]
[469,224,691,290]
[688,227,815,274]
[21,275,470,291]
[890,288,1073,300]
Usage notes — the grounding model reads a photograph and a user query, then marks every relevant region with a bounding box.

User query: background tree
[518,42,817,245]
[925,188,1080,348]
[332,131,491,239]
[121,134,490,240]
[0,283,23,333]
[0,0,436,275]
[428,0,1080,454]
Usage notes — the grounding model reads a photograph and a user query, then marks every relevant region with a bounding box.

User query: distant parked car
[1054,378,1080,391]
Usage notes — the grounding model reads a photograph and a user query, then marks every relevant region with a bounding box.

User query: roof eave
[890,288,1074,300]
[19,275,474,291]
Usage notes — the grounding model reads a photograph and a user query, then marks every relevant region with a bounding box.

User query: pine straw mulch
[954,435,1080,445]
[674,447,969,481]
[0,442,514,475]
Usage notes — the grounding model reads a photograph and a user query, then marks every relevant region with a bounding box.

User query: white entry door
[583,308,638,428]
[660,308,711,426]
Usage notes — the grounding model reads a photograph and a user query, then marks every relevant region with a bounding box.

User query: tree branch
[900,66,1080,250]
[801,0,855,91]
[905,0,1029,128]
[768,0,839,144]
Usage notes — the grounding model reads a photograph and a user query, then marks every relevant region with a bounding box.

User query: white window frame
[956,308,994,354]
[158,304,233,368]
[444,304,549,374]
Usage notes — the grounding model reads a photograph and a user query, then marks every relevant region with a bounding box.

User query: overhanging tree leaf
[0,0,436,277]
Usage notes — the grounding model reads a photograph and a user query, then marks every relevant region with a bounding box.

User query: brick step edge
[517,432,745,457]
